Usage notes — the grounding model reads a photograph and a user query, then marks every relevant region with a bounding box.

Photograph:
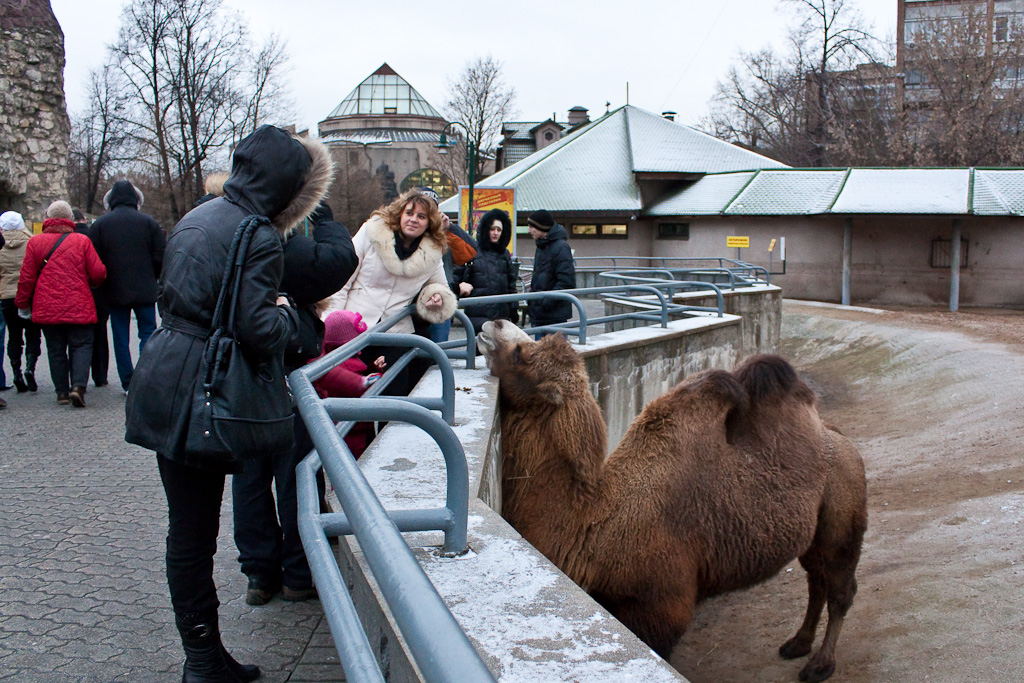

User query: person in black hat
[525,209,575,337]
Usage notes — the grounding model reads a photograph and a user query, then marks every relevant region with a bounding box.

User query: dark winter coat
[88,180,166,307]
[454,208,518,334]
[124,125,334,467]
[527,222,576,326]
[15,218,107,325]
[279,202,357,370]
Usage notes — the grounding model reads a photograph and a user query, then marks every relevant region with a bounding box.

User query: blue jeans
[427,320,451,343]
[0,312,6,387]
[108,304,157,391]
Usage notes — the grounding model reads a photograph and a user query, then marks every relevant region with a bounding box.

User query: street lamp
[436,121,475,237]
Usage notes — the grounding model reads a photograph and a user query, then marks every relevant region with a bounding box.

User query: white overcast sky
[51,0,897,135]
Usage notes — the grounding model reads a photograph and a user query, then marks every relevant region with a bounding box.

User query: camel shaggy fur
[478,320,867,683]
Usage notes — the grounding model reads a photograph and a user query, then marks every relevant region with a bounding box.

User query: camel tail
[733,354,816,406]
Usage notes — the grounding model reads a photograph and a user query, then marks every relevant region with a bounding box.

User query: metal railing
[291,324,495,683]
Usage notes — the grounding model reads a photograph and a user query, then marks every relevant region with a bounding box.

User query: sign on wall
[726,235,749,248]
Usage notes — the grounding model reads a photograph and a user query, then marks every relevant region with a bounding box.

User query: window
[930,238,968,268]
[995,16,1010,42]
[544,131,554,141]
[400,169,455,198]
[658,222,690,239]
[570,223,628,239]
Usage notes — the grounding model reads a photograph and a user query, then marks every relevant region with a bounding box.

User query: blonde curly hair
[373,189,447,252]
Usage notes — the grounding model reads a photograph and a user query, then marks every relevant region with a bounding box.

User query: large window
[657,222,690,239]
[570,223,628,239]
[400,169,455,198]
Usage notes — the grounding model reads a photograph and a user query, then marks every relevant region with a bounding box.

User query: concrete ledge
[331,286,782,681]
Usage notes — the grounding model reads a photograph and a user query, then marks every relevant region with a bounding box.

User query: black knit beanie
[527,209,554,231]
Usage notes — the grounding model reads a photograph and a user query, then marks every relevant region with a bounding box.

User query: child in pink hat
[311,310,385,457]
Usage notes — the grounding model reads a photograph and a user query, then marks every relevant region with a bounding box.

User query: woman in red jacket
[15,201,106,406]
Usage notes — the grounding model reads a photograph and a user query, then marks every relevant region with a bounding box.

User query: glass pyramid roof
[326,63,443,119]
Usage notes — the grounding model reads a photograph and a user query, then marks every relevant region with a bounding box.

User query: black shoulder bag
[185,216,294,461]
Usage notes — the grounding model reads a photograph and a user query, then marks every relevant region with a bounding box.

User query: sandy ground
[669,302,1024,682]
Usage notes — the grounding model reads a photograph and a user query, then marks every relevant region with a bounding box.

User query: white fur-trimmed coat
[328,216,457,333]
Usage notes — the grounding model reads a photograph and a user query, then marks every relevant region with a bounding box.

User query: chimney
[567,106,589,126]
[662,111,677,122]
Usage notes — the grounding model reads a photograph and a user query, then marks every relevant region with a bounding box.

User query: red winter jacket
[15,218,107,325]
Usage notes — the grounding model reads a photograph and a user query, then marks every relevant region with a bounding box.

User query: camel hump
[733,354,816,406]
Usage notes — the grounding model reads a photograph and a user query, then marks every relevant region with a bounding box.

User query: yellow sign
[459,187,517,254]
[727,236,749,248]
[768,238,777,252]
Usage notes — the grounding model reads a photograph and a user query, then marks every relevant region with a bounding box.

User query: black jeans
[157,454,226,617]
[90,297,109,386]
[42,324,93,394]
[231,413,316,590]
[1,298,42,373]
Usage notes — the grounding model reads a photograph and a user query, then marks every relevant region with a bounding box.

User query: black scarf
[394,234,424,261]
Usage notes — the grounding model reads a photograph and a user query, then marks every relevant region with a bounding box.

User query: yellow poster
[726,236,749,248]
[459,187,517,255]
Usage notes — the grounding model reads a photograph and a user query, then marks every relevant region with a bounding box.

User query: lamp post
[436,121,475,237]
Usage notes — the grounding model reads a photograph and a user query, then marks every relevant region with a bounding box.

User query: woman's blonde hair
[373,189,447,251]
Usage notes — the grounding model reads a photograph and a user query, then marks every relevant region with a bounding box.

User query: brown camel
[477,320,868,683]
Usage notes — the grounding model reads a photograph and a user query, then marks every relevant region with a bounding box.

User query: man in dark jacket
[232,200,357,606]
[124,125,333,682]
[89,180,166,393]
[525,209,576,336]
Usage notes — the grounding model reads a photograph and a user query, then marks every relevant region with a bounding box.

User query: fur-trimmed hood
[364,215,444,280]
[222,125,334,236]
[104,180,144,211]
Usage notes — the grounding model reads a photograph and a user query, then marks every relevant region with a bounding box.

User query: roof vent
[662,111,677,122]
[568,106,589,126]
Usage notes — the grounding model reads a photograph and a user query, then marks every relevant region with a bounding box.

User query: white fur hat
[0,211,26,232]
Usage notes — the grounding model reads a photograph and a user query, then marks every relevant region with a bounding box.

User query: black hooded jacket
[453,208,518,333]
[527,222,576,325]
[124,125,333,465]
[88,180,166,307]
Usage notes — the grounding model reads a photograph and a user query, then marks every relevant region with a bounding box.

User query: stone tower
[0,0,71,222]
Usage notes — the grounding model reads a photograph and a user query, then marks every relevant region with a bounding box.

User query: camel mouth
[478,320,532,367]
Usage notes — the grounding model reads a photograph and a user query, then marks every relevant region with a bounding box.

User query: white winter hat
[0,211,26,232]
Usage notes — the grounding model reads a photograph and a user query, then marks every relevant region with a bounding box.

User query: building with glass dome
[318,63,457,207]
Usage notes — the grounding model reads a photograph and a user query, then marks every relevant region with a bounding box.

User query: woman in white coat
[330,188,457,394]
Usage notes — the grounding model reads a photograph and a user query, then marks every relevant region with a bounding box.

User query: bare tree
[229,33,294,148]
[898,7,1024,166]
[703,0,888,166]
[68,64,132,214]
[443,56,516,181]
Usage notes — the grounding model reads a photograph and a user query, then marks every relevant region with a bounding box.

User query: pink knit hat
[323,310,367,349]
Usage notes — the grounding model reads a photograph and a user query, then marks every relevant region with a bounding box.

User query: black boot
[12,371,27,393]
[222,647,261,682]
[176,613,257,683]
[24,354,38,392]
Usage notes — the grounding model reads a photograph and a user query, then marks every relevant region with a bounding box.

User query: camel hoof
[779,637,813,660]
[798,659,835,682]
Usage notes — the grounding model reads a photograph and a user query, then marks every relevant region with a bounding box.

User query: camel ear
[536,380,564,407]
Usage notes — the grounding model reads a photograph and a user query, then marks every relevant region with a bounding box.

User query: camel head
[478,320,587,411]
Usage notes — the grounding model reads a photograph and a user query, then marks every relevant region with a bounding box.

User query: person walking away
[525,209,576,338]
[1,211,43,393]
[15,201,106,406]
[454,208,518,336]
[326,188,457,396]
[124,124,332,683]
[311,310,386,458]
[232,200,357,606]
[89,180,165,394]
[73,208,110,387]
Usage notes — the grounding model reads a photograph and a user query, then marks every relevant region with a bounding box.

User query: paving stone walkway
[0,334,344,682]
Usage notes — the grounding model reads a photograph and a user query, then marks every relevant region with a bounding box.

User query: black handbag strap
[39,233,70,272]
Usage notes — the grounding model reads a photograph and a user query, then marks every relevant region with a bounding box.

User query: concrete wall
[330,285,780,681]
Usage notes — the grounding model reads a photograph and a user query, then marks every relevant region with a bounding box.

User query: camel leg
[780,561,827,660]
[609,592,695,659]
[799,572,857,683]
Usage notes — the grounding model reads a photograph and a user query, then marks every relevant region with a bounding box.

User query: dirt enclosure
[669,302,1024,682]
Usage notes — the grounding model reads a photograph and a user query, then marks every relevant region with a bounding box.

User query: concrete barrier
[330,285,782,681]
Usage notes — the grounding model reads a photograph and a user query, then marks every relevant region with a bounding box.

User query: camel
[477,320,867,683]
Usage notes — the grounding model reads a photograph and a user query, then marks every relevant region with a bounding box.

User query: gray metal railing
[291,326,494,683]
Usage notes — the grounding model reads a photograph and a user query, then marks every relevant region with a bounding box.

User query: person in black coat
[454,208,518,335]
[125,125,333,683]
[525,209,576,336]
[232,200,357,607]
[88,180,166,393]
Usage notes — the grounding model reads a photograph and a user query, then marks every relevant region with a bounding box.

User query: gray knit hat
[45,200,74,221]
